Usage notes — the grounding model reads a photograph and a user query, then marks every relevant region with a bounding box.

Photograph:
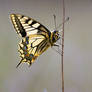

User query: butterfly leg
[53,44,59,47]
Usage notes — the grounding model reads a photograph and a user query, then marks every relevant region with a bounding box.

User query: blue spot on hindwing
[24,51,27,55]
[24,46,27,50]
[26,37,29,44]
[29,54,34,57]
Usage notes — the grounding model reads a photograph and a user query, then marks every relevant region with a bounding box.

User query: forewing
[10,14,51,38]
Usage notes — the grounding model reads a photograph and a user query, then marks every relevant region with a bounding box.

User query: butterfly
[10,14,60,67]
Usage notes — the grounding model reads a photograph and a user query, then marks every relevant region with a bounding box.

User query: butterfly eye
[55,34,58,40]
[55,32,59,37]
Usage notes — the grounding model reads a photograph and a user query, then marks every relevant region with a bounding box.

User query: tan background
[0,0,92,92]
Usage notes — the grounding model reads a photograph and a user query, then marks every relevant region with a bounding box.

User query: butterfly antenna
[56,17,69,30]
[52,47,62,55]
[53,14,57,30]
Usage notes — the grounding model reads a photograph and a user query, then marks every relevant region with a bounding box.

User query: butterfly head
[51,30,60,43]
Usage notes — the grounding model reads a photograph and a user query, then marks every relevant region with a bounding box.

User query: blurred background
[0,0,92,92]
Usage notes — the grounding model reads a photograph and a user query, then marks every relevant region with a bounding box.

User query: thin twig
[61,0,65,92]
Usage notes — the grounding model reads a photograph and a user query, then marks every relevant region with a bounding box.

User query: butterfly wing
[10,14,51,67]
[10,14,51,38]
[17,35,50,67]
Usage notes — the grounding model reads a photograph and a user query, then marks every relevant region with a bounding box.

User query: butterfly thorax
[50,30,59,46]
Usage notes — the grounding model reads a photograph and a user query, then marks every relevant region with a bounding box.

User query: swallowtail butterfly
[10,14,60,67]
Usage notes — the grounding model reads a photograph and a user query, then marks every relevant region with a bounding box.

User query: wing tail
[16,60,23,68]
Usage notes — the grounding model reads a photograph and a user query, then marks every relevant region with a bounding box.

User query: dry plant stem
[61,0,65,92]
